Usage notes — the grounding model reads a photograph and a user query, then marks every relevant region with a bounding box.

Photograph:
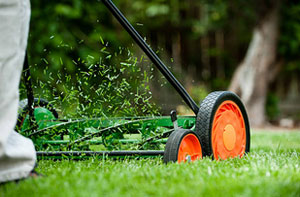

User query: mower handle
[101,0,199,114]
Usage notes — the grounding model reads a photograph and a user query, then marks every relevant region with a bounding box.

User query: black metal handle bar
[101,0,199,114]
[23,53,38,132]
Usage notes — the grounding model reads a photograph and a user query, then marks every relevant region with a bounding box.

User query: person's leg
[0,0,36,183]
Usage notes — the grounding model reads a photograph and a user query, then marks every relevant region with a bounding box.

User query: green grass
[1,130,300,197]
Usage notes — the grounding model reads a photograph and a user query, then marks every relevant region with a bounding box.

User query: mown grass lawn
[1,130,300,197]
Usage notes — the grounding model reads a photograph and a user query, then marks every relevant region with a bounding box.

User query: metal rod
[39,139,168,145]
[101,0,199,114]
[37,150,164,157]
[23,53,37,131]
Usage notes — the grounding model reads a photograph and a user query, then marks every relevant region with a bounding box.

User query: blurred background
[23,0,300,128]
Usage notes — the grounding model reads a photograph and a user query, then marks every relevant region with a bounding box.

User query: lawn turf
[1,130,300,197]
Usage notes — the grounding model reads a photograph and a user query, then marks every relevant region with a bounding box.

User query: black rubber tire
[195,91,250,158]
[163,129,202,164]
[16,98,59,130]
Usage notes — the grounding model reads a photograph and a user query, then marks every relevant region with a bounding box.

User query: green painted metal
[21,107,58,132]
[19,107,196,155]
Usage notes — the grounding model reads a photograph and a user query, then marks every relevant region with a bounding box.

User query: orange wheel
[163,129,202,163]
[195,91,250,160]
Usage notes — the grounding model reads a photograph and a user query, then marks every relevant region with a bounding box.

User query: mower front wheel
[163,129,202,163]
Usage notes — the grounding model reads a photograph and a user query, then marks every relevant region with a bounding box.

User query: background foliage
[23,0,300,120]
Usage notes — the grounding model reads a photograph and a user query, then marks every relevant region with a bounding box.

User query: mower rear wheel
[163,129,202,163]
[195,91,250,160]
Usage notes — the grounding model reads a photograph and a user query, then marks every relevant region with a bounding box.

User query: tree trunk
[229,2,280,127]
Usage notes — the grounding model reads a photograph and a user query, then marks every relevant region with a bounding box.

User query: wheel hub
[223,124,236,151]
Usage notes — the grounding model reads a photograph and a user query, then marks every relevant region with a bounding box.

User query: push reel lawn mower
[18,0,250,163]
